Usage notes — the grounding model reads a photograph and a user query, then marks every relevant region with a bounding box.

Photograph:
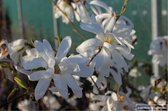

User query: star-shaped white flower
[148,36,168,67]
[77,17,134,86]
[90,0,136,44]
[22,36,93,100]
[8,39,26,65]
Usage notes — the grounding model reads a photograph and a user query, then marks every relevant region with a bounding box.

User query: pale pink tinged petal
[63,74,82,98]
[28,71,52,81]
[35,78,51,100]
[76,38,102,54]
[56,36,72,62]
[90,0,109,12]
[53,75,69,99]
[110,69,122,86]
[23,58,47,70]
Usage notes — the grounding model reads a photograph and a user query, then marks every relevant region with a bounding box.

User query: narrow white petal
[110,68,122,86]
[43,39,54,56]
[23,58,47,70]
[56,36,72,62]
[76,38,102,55]
[53,75,69,99]
[104,17,116,33]
[80,22,103,34]
[29,70,52,81]
[64,74,82,98]
[35,78,51,100]
[14,65,30,75]
[90,0,110,12]
[116,46,134,60]
[78,3,91,23]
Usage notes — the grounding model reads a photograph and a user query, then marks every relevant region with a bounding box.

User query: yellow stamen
[104,37,113,44]
[117,95,125,102]
[55,64,61,74]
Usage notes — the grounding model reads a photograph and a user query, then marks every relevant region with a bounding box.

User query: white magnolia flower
[90,90,135,111]
[17,99,37,111]
[90,0,116,33]
[71,0,91,23]
[54,0,74,24]
[0,39,26,65]
[54,0,91,23]
[148,36,168,67]
[78,17,134,86]
[22,37,93,100]
[8,39,26,64]
[90,0,136,44]
[129,67,141,78]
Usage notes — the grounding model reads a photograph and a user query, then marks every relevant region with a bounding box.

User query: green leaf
[14,77,28,90]
[7,88,18,102]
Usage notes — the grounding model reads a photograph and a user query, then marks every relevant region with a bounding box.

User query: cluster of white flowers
[0,0,140,110]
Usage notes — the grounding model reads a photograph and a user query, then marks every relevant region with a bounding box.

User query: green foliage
[14,77,28,90]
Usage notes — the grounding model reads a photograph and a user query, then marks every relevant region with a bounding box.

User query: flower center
[54,64,61,74]
[117,95,125,102]
[103,37,113,44]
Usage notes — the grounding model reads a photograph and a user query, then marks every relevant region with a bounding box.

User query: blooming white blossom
[89,89,135,111]
[0,39,26,64]
[17,99,37,111]
[90,0,136,44]
[77,16,134,87]
[21,36,93,100]
[8,39,26,64]
[54,0,91,24]
[148,36,168,67]
[54,0,74,24]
